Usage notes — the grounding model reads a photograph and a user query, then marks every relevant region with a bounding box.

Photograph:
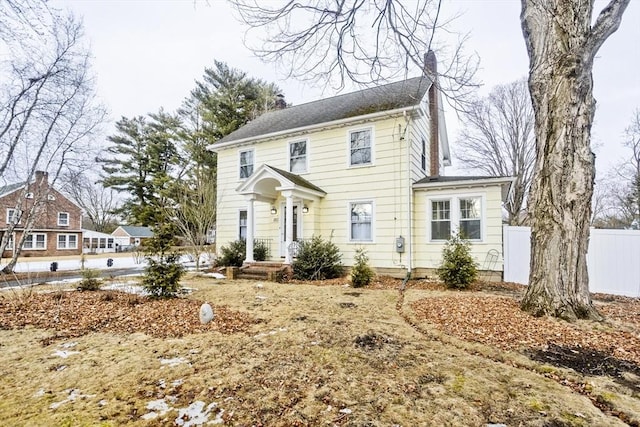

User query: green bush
[217,239,268,266]
[142,254,185,298]
[351,248,375,288]
[142,223,185,298]
[78,268,102,291]
[292,235,343,280]
[437,234,478,289]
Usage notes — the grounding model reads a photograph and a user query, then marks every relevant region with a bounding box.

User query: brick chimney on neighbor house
[424,50,439,177]
[274,94,287,110]
[35,170,48,184]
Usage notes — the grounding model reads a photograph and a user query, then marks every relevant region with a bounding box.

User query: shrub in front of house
[78,268,102,291]
[142,223,185,298]
[351,248,375,288]
[292,235,343,281]
[217,239,268,267]
[437,233,478,289]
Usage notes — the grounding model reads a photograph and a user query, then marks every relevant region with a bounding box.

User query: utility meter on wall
[395,236,405,253]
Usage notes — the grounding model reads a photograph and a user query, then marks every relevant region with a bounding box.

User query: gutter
[208,105,420,152]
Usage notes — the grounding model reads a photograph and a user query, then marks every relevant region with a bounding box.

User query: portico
[235,164,326,264]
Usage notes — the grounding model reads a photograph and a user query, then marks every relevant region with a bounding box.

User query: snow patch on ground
[159,357,190,367]
[52,350,79,358]
[49,389,96,410]
[102,281,148,296]
[141,398,223,426]
[254,328,288,339]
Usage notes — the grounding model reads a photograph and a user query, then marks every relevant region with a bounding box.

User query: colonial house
[0,171,83,258]
[210,55,512,277]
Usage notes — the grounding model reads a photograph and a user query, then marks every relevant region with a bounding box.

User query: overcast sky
[51,0,640,175]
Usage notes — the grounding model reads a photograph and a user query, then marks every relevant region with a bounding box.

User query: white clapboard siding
[503,226,640,298]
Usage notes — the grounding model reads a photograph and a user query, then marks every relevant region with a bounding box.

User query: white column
[284,193,294,264]
[245,196,255,263]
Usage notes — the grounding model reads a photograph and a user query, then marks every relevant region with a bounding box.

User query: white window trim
[238,148,255,180]
[6,208,19,225]
[238,208,249,241]
[57,233,78,250]
[288,138,309,174]
[5,233,15,251]
[25,192,34,199]
[58,212,69,226]
[348,200,375,243]
[427,194,485,242]
[347,126,375,168]
[24,233,47,250]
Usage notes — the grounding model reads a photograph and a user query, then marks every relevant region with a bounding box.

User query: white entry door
[280,203,302,257]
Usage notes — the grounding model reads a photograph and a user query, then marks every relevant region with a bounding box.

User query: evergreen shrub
[351,248,375,288]
[292,235,343,280]
[437,233,478,289]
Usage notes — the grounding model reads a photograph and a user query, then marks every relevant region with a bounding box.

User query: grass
[0,275,636,426]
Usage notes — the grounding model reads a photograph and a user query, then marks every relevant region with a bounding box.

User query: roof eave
[208,105,421,152]
[413,176,515,190]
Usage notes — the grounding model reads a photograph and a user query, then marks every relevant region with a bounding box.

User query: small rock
[199,303,214,324]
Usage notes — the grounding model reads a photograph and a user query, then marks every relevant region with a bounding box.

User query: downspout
[405,110,413,278]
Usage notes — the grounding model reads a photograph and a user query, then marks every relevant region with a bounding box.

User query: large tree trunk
[520,0,629,320]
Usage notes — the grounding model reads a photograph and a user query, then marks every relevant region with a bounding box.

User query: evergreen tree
[98,110,182,226]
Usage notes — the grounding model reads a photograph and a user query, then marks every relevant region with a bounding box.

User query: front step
[236,262,290,281]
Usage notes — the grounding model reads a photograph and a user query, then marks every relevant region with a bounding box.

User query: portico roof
[236,164,326,203]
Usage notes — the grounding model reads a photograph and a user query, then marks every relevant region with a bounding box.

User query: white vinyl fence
[503,226,640,298]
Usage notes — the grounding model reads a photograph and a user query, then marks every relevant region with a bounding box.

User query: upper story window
[24,233,46,250]
[239,149,254,179]
[25,192,34,199]
[239,210,248,240]
[349,201,373,242]
[58,212,69,226]
[47,194,56,201]
[289,140,307,173]
[6,208,20,225]
[349,128,372,166]
[421,138,427,171]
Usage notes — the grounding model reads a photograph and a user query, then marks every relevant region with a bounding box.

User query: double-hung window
[58,212,69,226]
[459,198,482,239]
[239,210,248,240]
[24,233,46,250]
[429,196,483,241]
[289,140,307,173]
[349,201,373,242]
[57,234,78,250]
[431,200,451,241]
[239,149,254,179]
[6,208,20,224]
[349,128,372,166]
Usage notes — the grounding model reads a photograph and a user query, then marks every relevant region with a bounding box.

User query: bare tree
[0,9,106,272]
[61,171,119,233]
[230,0,632,320]
[168,173,217,271]
[520,0,630,320]
[456,79,535,225]
[231,0,478,99]
[620,108,640,226]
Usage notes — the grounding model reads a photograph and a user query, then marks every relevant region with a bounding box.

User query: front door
[280,203,302,257]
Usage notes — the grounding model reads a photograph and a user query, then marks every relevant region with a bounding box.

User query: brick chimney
[274,94,287,110]
[35,170,48,184]
[424,50,439,177]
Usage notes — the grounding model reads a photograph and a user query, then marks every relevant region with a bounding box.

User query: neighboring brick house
[0,171,83,258]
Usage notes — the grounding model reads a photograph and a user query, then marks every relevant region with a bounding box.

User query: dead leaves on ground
[411,294,640,365]
[0,290,257,340]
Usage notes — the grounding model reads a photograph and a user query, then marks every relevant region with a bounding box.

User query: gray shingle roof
[116,225,154,238]
[216,76,432,145]
[0,181,27,198]
[265,165,326,194]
